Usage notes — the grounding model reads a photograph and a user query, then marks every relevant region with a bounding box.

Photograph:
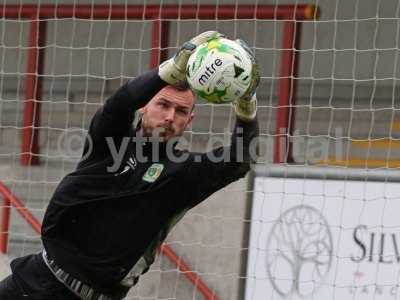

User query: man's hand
[158,31,223,86]
[234,94,258,122]
[233,39,260,122]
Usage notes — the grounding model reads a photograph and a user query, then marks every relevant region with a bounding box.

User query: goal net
[0,1,399,300]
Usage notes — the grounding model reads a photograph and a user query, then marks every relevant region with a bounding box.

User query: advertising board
[245,177,400,300]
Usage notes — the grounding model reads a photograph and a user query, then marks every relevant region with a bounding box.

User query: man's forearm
[104,69,167,116]
[86,69,167,154]
[230,117,259,163]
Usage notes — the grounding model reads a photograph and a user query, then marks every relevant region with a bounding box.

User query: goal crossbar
[0,4,316,20]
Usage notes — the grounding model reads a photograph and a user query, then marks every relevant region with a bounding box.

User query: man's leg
[0,274,29,300]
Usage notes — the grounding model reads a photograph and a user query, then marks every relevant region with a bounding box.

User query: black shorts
[0,253,80,300]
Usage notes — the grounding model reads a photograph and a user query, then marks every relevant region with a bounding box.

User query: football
[186,37,258,104]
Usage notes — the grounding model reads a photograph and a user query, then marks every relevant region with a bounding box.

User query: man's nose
[165,108,175,122]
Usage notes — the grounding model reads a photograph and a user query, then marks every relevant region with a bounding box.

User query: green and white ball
[186,37,255,104]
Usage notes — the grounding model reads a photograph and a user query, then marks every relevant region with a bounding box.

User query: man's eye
[159,102,168,108]
[177,109,188,115]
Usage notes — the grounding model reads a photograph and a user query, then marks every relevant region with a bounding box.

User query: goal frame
[0,4,317,299]
[0,3,317,166]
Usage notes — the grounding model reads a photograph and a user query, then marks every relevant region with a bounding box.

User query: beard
[140,119,177,141]
[153,126,175,140]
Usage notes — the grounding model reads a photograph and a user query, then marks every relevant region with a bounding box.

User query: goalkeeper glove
[233,39,260,122]
[234,94,258,122]
[158,31,223,86]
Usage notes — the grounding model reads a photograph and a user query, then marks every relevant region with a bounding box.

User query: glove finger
[173,42,197,71]
[190,31,224,46]
[235,39,256,63]
[241,67,260,101]
[235,39,260,100]
[173,33,219,70]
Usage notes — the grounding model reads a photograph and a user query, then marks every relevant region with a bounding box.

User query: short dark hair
[174,81,192,92]
[173,81,196,111]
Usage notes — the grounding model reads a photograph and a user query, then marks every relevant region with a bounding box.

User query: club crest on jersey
[143,163,164,182]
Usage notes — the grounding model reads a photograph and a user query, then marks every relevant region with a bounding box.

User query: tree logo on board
[266,205,333,298]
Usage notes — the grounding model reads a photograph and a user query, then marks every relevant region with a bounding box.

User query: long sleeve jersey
[21,69,259,298]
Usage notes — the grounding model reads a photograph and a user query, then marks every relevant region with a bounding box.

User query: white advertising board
[245,177,400,300]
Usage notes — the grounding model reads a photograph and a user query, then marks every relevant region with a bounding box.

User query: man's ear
[138,106,146,114]
[186,112,195,126]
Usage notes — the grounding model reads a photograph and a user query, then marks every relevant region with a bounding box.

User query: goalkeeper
[0,31,259,300]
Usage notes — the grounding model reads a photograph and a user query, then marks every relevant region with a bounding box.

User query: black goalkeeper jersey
[12,69,258,298]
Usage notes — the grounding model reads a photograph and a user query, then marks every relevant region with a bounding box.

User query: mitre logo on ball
[186,37,255,104]
[198,58,223,86]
